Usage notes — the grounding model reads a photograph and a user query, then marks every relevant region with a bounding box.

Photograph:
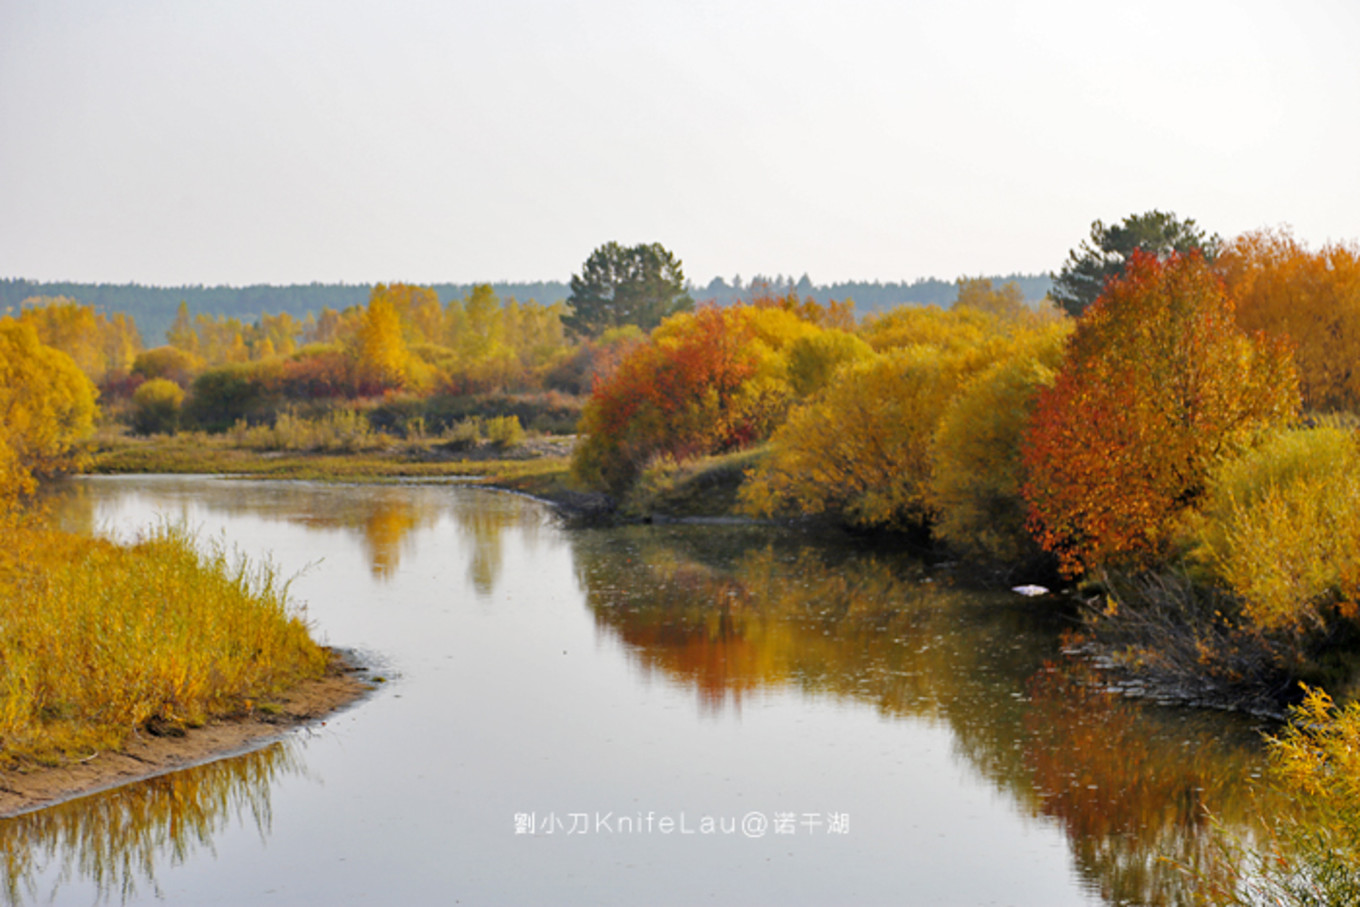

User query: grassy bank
[0,518,331,768]
[90,427,576,489]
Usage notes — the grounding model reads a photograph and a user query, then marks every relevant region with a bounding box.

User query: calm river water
[2,476,1275,906]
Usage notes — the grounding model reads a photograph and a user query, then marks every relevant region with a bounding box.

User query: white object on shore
[1011,584,1049,597]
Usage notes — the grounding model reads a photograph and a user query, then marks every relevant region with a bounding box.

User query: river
[1,476,1275,906]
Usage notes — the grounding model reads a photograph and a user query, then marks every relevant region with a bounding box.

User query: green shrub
[185,361,280,432]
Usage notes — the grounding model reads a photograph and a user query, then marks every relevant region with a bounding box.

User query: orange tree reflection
[571,525,1269,906]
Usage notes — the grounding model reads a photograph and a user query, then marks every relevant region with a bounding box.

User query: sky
[2,0,1358,288]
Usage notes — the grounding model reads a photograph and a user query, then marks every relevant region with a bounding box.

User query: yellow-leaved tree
[858,304,1004,353]
[743,317,1080,532]
[951,277,1029,320]
[347,293,411,394]
[784,329,875,397]
[1183,425,1360,633]
[929,320,1073,564]
[17,297,141,384]
[0,319,99,505]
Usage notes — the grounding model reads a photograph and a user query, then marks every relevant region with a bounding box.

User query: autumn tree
[952,277,1028,320]
[1216,228,1360,413]
[1022,251,1299,575]
[741,325,1051,531]
[132,345,205,387]
[347,293,411,394]
[572,305,818,494]
[543,325,645,396]
[1051,211,1220,317]
[747,288,856,331]
[437,284,545,393]
[370,283,443,346]
[167,301,199,353]
[857,304,1005,353]
[304,308,350,345]
[1184,425,1360,634]
[17,297,141,384]
[564,242,693,337]
[784,329,875,397]
[0,319,99,504]
[740,346,964,529]
[930,321,1072,565]
[130,378,185,435]
[254,312,303,358]
[501,298,570,373]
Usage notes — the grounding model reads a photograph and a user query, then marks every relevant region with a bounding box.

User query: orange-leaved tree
[572,305,819,494]
[1216,228,1360,414]
[1021,251,1299,575]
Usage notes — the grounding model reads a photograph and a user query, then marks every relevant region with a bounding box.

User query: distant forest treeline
[0,273,1052,346]
[701,272,1053,311]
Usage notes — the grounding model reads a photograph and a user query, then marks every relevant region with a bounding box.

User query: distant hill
[0,273,1053,346]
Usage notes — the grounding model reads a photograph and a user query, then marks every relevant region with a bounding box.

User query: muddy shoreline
[0,649,374,818]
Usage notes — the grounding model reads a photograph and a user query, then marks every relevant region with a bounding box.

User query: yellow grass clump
[0,517,328,766]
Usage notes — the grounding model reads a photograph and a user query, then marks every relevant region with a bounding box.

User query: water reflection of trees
[0,742,301,906]
[571,525,1272,907]
[445,488,550,595]
[49,479,551,589]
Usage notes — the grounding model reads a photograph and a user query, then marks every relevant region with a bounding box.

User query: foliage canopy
[1217,228,1360,413]
[0,319,99,505]
[1022,251,1299,575]
[564,242,694,337]
[572,304,819,494]
[1051,211,1220,318]
[1185,425,1360,633]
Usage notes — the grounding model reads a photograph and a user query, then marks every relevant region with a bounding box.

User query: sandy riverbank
[0,649,372,818]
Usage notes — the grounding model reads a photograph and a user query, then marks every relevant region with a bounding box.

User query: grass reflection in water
[0,741,303,906]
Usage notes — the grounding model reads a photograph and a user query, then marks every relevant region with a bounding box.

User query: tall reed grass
[0,516,327,766]
[229,409,391,452]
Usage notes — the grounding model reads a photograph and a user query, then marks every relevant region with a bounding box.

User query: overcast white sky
[2,0,1357,288]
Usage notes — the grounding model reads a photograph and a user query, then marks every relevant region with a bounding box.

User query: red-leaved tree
[1021,251,1299,575]
[571,305,817,494]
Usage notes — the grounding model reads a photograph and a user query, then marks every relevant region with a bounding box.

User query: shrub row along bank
[564,233,1360,907]
[570,251,1360,713]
